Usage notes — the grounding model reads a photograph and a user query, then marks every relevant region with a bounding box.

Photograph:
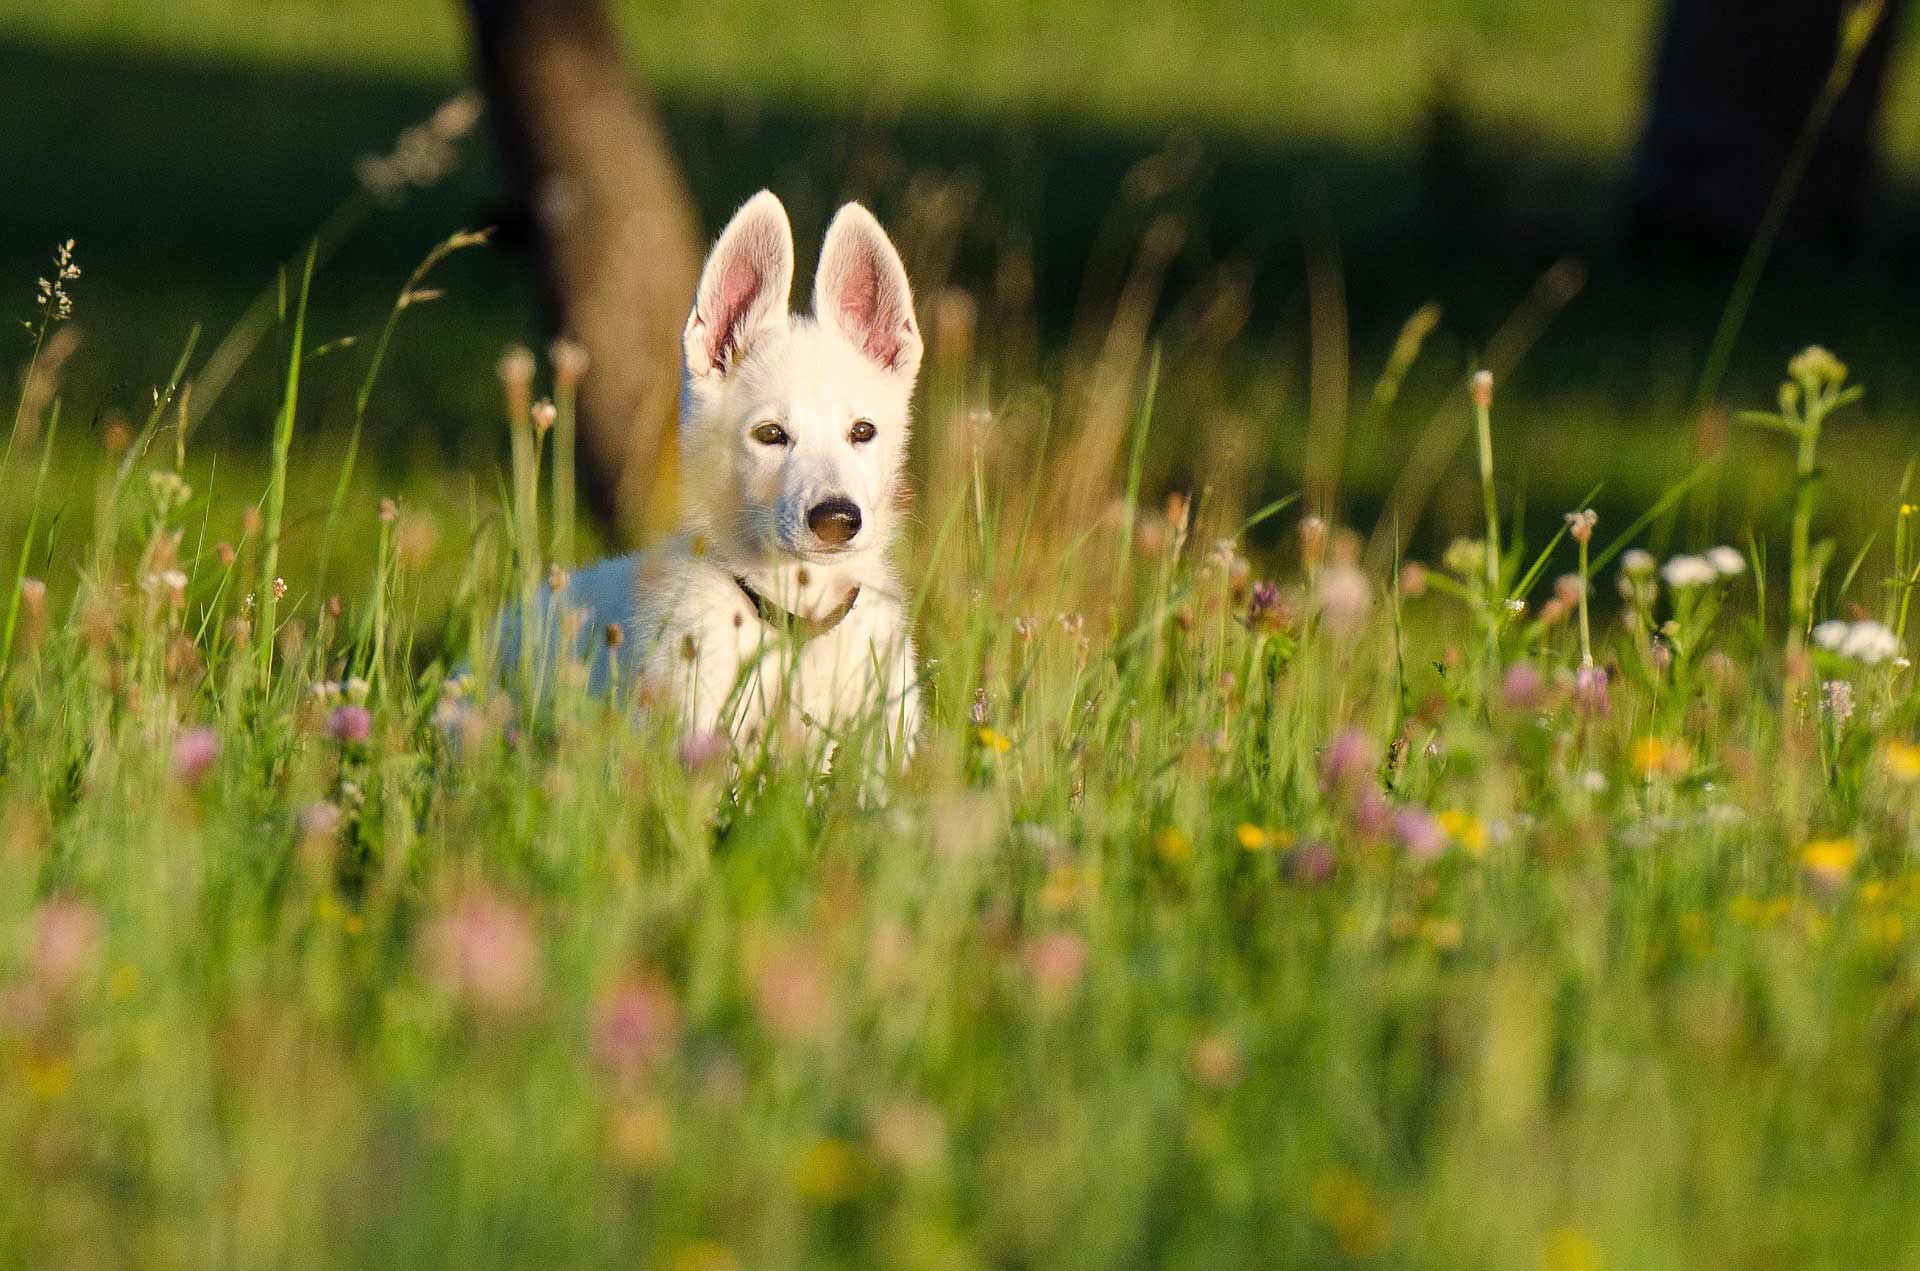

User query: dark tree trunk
[1627,0,1908,254]
[468,0,702,541]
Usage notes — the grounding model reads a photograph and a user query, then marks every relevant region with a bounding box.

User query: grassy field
[4,238,1920,1264]
[5,7,1920,1265]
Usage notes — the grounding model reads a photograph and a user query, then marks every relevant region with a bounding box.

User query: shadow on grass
[4,36,1920,547]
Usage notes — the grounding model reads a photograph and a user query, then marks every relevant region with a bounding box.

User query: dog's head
[679,191,921,570]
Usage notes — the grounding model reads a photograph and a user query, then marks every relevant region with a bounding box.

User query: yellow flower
[1538,1227,1603,1271]
[1236,823,1295,852]
[1155,827,1193,863]
[1631,737,1692,780]
[1436,809,1488,858]
[1039,866,1084,914]
[16,1054,72,1100]
[1881,739,1920,783]
[975,727,1012,754]
[1802,837,1860,886]
[108,963,140,1002]
[793,1137,861,1202]
[1310,1167,1389,1258]
[667,1241,740,1271]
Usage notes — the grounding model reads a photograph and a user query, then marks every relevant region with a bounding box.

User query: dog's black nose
[807,498,862,546]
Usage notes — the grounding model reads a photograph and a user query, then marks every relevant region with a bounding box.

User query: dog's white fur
[528,191,922,759]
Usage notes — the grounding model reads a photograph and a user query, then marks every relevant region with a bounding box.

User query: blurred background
[5,0,1920,579]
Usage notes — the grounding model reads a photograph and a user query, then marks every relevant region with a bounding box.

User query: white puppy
[515,191,923,762]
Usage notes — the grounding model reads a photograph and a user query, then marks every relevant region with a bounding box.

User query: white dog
[514,191,923,762]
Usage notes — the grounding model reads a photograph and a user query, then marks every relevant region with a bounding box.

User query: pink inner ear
[836,249,906,370]
[707,254,763,371]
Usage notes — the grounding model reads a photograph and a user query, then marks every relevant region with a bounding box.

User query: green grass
[5,200,1920,1263]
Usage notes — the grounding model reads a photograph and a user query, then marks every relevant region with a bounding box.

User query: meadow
[7,4,1920,1268]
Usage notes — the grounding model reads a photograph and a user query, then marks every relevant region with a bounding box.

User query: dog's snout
[807,498,862,546]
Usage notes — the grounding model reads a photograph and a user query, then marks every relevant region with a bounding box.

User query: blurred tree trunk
[468,0,701,542]
[1627,0,1907,253]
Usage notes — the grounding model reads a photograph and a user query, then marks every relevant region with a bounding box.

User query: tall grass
[6,182,1920,1271]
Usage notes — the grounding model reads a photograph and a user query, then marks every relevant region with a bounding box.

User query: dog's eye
[849,419,877,444]
[750,422,789,447]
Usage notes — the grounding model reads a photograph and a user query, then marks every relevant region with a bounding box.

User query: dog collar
[733,575,860,642]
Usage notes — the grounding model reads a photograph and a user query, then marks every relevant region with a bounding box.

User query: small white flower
[1705,546,1746,576]
[1621,549,1656,578]
[1813,620,1850,652]
[1661,554,1717,589]
[345,677,371,703]
[1581,770,1608,794]
[1840,620,1900,665]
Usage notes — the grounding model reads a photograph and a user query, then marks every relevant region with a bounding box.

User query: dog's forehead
[734,322,909,425]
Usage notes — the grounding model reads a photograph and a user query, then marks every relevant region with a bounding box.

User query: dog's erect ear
[814,203,922,378]
[684,190,794,379]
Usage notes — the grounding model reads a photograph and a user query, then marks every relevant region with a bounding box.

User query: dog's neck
[730,552,880,624]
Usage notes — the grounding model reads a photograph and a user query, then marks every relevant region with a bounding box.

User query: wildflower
[159,569,188,603]
[1500,661,1545,711]
[1789,344,1847,391]
[1470,368,1494,409]
[976,726,1013,754]
[1394,808,1446,861]
[531,399,557,435]
[148,469,192,511]
[1823,679,1855,730]
[1155,826,1194,862]
[28,899,100,995]
[869,1099,947,1170]
[793,1138,862,1203]
[271,576,288,601]
[1247,580,1287,634]
[1025,931,1089,1003]
[298,802,343,844]
[1879,739,1920,782]
[1235,823,1292,852]
[1706,545,1746,576]
[1442,537,1486,581]
[1311,1167,1389,1259]
[421,888,540,1016]
[1539,1227,1603,1271]
[1290,840,1337,884]
[1316,563,1371,636]
[1812,620,1848,651]
[1842,621,1900,665]
[1661,554,1716,589]
[1801,837,1860,889]
[551,337,590,389]
[677,730,729,771]
[1436,809,1489,857]
[345,676,371,703]
[379,497,398,524]
[753,940,832,1041]
[171,727,219,785]
[329,704,373,745]
[1620,548,1656,577]
[1631,737,1692,780]
[1187,1033,1244,1089]
[215,541,237,568]
[1321,728,1380,794]
[592,972,682,1076]
[1398,561,1429,598]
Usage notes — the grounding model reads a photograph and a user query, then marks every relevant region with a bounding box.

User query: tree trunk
[1620,0,1904,257]
[468,0,701,542]
[1627,0,1907,254]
